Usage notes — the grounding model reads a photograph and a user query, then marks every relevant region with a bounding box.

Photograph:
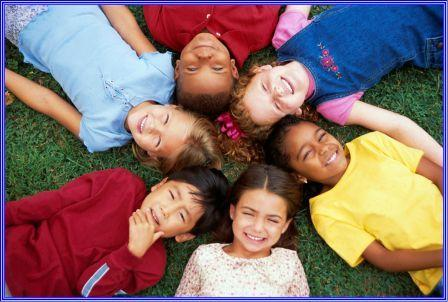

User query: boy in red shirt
[6,167,229,297]
[144,5,280,117]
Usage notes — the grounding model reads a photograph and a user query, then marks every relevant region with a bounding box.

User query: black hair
[175,80,234,119]
[214,164,302,250]
[167,166,229,236]
[264,115,305,172]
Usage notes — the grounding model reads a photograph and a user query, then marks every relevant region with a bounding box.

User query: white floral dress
[176,243,310,297]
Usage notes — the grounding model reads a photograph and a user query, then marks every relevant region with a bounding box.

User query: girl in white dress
[176,164,309,297]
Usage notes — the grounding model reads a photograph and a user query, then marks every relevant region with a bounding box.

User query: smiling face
[283,122,349,186]
[175,33,238,97]
[228,189,291,259]
[140,179,204,240]
[243,61,309,126]
[125,103,194,160]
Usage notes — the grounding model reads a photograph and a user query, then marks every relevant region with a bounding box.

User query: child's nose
[195,48,213,59]
[253,217,265,232]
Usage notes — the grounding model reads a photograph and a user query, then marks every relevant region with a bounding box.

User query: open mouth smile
[139,116,148,133]
[325,149,338,166]
[281,77,294,94]
[150,208,160,225]
[245,232,265,242]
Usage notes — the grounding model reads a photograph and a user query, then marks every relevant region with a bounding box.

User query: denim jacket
[277,5,442,107]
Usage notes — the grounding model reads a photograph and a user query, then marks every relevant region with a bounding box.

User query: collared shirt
[18,5,175,152]
[143,5,280,68]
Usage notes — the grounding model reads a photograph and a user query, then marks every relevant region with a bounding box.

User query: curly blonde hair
[132,108,223,175]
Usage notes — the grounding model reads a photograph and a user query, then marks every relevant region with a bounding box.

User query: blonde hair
[132,108,223,175]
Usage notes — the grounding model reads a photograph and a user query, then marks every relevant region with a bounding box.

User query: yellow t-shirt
[310,132,442,295]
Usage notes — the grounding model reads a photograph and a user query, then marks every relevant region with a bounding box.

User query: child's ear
[175,232,196,243]
[151,177,168,192]
[281,218,293,234]
[292,173,308,184]
[229,204,236,220]
[293,107,303,117]
[254,65,273,73]
[230,59,239,80]
[174,60,180,80]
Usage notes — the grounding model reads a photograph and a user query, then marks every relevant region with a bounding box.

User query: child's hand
[127,209,164,258]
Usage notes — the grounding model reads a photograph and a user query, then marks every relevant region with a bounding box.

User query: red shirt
[143,5,281,68]
[6,168,166,297]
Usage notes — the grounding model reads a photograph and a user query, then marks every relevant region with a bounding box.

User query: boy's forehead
[165,180,199,197]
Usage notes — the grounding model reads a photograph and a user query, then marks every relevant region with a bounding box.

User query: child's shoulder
[193,243,225,260]
[272,247,300,261]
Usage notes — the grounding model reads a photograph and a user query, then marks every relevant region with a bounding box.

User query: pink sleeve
[316,92,364,125]
[272,11,312,50]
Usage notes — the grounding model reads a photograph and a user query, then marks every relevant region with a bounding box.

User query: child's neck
[223,242,271,259]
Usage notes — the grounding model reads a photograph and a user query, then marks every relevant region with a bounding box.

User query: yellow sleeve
[312,214,375,267]
[359,132,424,172]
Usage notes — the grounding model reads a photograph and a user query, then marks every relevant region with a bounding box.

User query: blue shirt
[18,5,175,152]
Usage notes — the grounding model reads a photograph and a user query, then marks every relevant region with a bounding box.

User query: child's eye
[213,66,223,71]
[303,150,311,161]
[164,114,169,125]
[268,219,279,224]
[179,212,185,222]
[318,132,326,142]
[187,67,197,72]
[242,212,253,216]
[155,136,161,148]
[261,82,268,92]
[169,190,174,200]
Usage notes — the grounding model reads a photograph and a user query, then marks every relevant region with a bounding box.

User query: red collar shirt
[143,5,280,68]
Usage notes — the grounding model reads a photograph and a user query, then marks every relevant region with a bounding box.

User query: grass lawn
[4,5,443,297]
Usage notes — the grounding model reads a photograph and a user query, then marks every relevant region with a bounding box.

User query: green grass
[5,5,442,297]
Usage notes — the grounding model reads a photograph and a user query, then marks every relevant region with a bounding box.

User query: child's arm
[416,156,443,194]
[272,5,312,50]
[285,5,312,16]
[6,169,130,226]
[175,248,202,296]
[5,68,81,137]
[76,211,165,297]
[362,240,443,272]
[101,5,156,56]
[346,100,443,167]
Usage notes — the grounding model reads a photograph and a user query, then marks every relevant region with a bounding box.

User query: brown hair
[214,164,302,250]
[132,108,223,175]
[230,63,319,141]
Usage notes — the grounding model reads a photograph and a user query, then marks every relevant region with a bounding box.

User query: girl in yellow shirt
[264,115,443,295]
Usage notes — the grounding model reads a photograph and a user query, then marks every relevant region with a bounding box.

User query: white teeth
[281,78,293,94]
[247,234,264,241]
[326,152,337,165]
[140,116,147,133]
